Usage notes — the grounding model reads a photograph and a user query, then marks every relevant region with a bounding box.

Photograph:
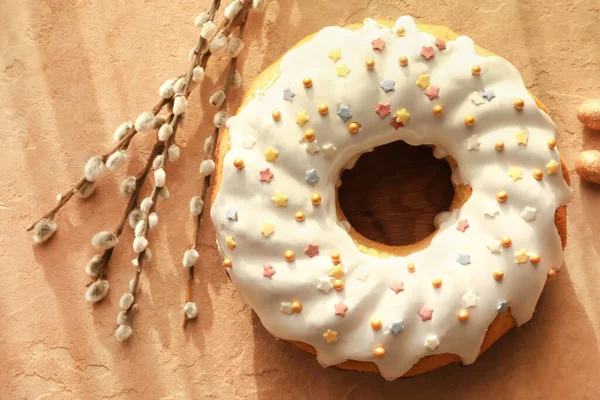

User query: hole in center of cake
[337,141,454,247]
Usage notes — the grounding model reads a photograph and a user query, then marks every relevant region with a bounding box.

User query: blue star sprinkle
[497,300,508,313]
[380,78,395,92]
[456,253,471,265]
[389,320,405,336]
[336,104,353,121]
[481,88,496,101]
[305,169,319,185]
[283,88,295,101]
[226,208,238,221]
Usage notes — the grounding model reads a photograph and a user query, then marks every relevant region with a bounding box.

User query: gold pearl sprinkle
[433,105,444,116]
[348,122,360,134]
[465,115,475,126]
[233,158,244,169]
[370,318,382,330]
[497,191,508,203]
[333,279,344,291]
[374,347,386,358]
[304,129,315,142]
[514,98,525,110]
[272,110,282,121]
[365,59,376,70]
[331,252,341,261]
[295,211,305,222]
[291,301,303,313]
[311,193,322,205]
[458,310,469,322]
[493,269,504,281]
[398,56,409,67]
[407,263,416,273]
[318,104,329,115]
[533,169,544,180]
[284,250,295,262]
[495,141,505,151]
[547,138,557,149]
[530,254,541,264]
[303,77,313,88]
[396,27,406,37]
[223,258,232,269]
[501,237,512,248]
[547,268,558,279]
[471,65,482,76]
[432,278,442,288]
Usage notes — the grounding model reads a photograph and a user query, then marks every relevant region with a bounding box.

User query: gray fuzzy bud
[76,180,97,199]
[33,218,57,244]
[227,37,244,58]
[183,249,199,268]
[154,115,167,127]
[173,78,186,95]
[134,220,146,238]
[128,208,143,229]
[200,21,216,39]
[192,66,205,83]
[213,110,229,128]
[199,160,215,176]
[152,155,164,170]
[158,186,170,200]
[154,168,166,187]
[209,32,228,55]
[84,156,105,182]
[120,176,137,197]
[158,78,177,99]
[148,212,159,230]
[85,279,110,303]
[203,136,214,154]
[91,231,118,250]
[158,124,173,142]
[184,302,198,319]
[167,145,180,162]
[133,236,148,253]
[115,325,132,342]
[134,111,156,132]
[232,70,242,89]
[85,254,103,277]
[140,197,153,214]
[106,150,128,171]
[209,90,226,108]
[224,0,243,19]
[117,310,129,325]
[113,121,133,142]
[119,293,135,310]
[189,196,204,216]
[194,11,209,28]
[173,96,187,116]
[143,248,152,262]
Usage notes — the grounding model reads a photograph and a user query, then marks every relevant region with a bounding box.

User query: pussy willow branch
[183,2,252,328]
[26,98,168,231]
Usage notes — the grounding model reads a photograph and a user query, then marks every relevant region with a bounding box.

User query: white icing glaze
[210,16,573,379]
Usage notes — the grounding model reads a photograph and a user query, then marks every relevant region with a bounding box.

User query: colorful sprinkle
[226,235,236,250]
[458,310,469,322]
[471,65,482,75]
[291,301,302,312]
[282,88,295,101]
[261,222,275,237]
[323,330,338,343]
[547,138,557,149]
[223,258,233,268]
[497,300,508,313]
[418,306,434,321]
[516,131,528,145]
[296,110,310,126]
[484,202,500,218]
[264,147,279,162]
[398,56,409,66]
[462,292,479,308]
[470,92,486,106]
[432,278,442,288]
[495,141,505,151]
[348,121,360,134]
[416,74,430,89]
[546,160,559,175]
[389,117,404,130]
[389,320,405,335]
[259,168,273,182]
[434,38,446,50]
[380,78,395,92]
[467,136,481,150]
[317,277,334,293]
[328,48,342,62]
[280,302,293,315]
[329,264,344,279]
[271,192,288,207]
[481,88,495,101]
[233,158,244,169]
[497,191,508,202]
[396,27,406,37]
[336,64,351,77]
[420,45,435,60]
[334,302,348,316]
[226,208,238,221]
[284,250,295,262]
[242,136,256,149]
[389,280,404,294]
[294,211,305,222]
[263,265,276,279]
[375,103,391,118]
[333,279,344,291]
[355,268,369,282]
[318,104,329,115]
[465,115,476,126]
[365,59,376,70]
[508,166,523,181]
[311,193,322,205]
[304,141,320,155]
[514,98,525,110]
[520,206,537,222]
[487,238,501,254]
[515,249,530,264]
[425,335,440,350]
[303,77,313,88]
[456,219,470,232]
[456,253,471,265]
[272,110,282,121]
[336,104,353,121]
[305,169,319,184]
[371,37,386,51]
[395,108,411,124]
[304,243,319,258]
[322,143,337,158]
[424,85,440,100]
[493,268,505,281]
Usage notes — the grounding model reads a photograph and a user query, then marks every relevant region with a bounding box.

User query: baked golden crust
[212,19,569,376]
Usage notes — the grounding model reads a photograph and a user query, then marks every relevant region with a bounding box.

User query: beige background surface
[2,0,600,398]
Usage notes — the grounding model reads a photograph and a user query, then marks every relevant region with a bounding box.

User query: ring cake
[210,16,573,379]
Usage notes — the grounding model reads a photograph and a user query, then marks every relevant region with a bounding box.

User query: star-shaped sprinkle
[334,302,348,316]
[263,265,276,279]
[508,167,523,181]
[487,238,501,254]
[336,64,351,77]
[259,168,274,182]
[484,202,500,218]
[371,37,386,51]
[462,292,479,308]
[271,192,288,207]
[470,91,486,106]
[380,78,395,92]
[467,136,481,151]
[304,243,319,257]
[336,104,353,121]
[395,108,410,124]
[389,280,404,294]
[242,136,256,149]
[318,277,334,293]
[390,117,404,130]
[520,206,537,222]
[328,48,342,62]
[296,110,310,126]
[424,85,440,100]
[261,222,275,237]
[456,219,469,232]
[305,141,320,155]
[264,147,279,162]
[515,249,530,264]
[389,320,405,336]
[434,38,446,50]
[546,160,559,175]
[226,236,236,250]
[416,74,430,90]
[322,143,337,158]
[280,301,293,314]
[457,253,471,265]
[425,335,440,350]
[305,169,319,185]
[323,330,338,343]
[329,264,344,279]
[419,306,433,321]
[481,88,496,101]
[283,88,295,101]
[420,45,435,60]
[226,208,238,221]
[355,268,369,282]
[375,103,391,118]
[516,131,528,145]
[497,300,508,313]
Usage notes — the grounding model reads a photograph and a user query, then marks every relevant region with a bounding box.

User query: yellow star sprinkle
[264,147,279,162]
[329,264,345,279]
[546,160,559,175]
[336,64,351,77]
[296,110,310,126]
[226,235,236,250]
[328,48,342,62]
[261,222,275,238]
[508,167,523,181]
[416,74,430,90]
[395,108,411,124]
[516,131,528,145]
[323,329,338,343]
[272,191,288,207]
[515,249,530,264]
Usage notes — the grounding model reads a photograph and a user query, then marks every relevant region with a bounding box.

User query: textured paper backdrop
[2,1,600,398]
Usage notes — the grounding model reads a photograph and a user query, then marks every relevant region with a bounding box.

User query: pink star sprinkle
[435,39,446,51]
[424,86,440,101]
[259,168,274,182]
[263,265,276,279]
[389,117,404,130]
[375,103,391,118]
[420,45,435,60]
[456,219,470,232]
[334,302,348,316]
[371,37,386,51]
[389,280,405,294]
[418,306,434,321]
[304,243,320,258]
